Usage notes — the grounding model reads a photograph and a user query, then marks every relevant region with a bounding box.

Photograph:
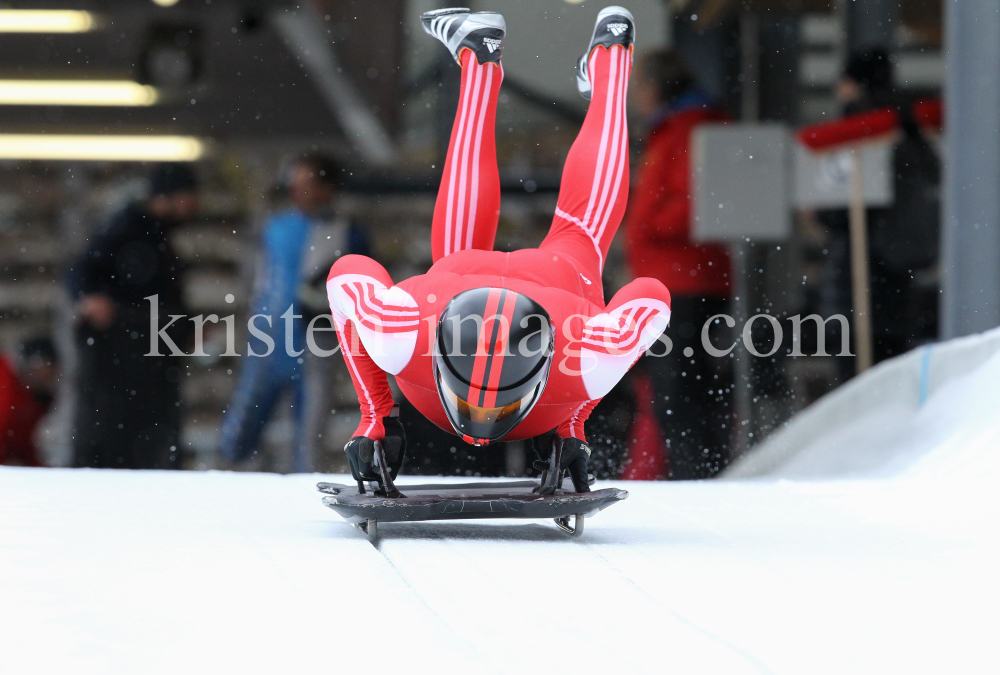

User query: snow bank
[725,327,1000,480]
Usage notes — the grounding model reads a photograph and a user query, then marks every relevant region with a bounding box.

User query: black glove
[380,413,407,478]
[344,436,378,482]
[559,437,592,493]
[344,408,406,483]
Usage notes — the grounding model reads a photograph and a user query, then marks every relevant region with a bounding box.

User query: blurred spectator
[219,153,368,472]
[67,163,198,469]
[0,338,59,467]
[624,50,733,480]
[818,48,941,380]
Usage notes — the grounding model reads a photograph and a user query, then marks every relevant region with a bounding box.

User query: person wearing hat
[67,162,198,469]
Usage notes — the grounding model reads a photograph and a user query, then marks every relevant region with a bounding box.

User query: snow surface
[2,464,997,674]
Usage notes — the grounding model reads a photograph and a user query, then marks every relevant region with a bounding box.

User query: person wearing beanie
[66,163,199,469]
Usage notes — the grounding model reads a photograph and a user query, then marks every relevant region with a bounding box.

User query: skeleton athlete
[326,6,671,492]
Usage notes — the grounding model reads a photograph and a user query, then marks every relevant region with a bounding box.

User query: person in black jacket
[67,163,198,469]
[818,49,940,381]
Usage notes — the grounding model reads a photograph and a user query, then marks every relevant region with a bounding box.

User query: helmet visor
[433,287,554,443]
[437,372,544,443]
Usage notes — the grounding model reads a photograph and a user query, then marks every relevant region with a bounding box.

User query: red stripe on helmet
[481,290,519,409]
[467,287,503,406]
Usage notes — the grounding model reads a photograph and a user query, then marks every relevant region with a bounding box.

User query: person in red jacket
[624,50,732,479]
[326,7,671,493]
[0,339,58,467]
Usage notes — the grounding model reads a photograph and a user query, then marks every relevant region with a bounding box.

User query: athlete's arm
[576,277,672,401]
[557,398,601,443]
[326,255,420,440]
[335,319,395,440]
[557,277,671,444]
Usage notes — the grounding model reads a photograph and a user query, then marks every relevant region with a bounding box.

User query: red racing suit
[327,45,671,445]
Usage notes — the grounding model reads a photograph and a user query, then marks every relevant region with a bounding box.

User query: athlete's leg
[541,43,632,274]
[431,49,504,262]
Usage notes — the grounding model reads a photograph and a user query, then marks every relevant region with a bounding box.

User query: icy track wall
[724,326,1000,481]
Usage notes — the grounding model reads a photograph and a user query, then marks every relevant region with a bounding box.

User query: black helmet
[434,288,554,446]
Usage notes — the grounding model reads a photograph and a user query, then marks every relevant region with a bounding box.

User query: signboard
[791,140,894,209]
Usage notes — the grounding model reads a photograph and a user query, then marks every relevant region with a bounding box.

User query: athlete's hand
[344,436,379,482]
[381,410,407,478]
[344,407,406,483]
[559,437,593,493]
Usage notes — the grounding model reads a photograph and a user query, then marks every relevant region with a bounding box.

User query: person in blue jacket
[219,154,368,472]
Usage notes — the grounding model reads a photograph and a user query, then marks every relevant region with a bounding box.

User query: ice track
[2,465,996,674]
